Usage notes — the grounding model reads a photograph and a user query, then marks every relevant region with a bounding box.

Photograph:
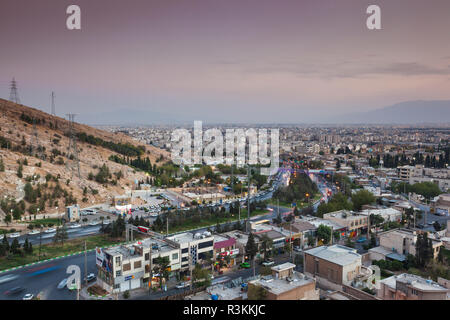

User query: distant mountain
[335,100,450,124]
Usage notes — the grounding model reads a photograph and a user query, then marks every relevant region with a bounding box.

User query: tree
[153,256,170,288]
[317,225,332,245]
[17,163,23,178]
[415,233,433,268]
[53,225,68,246]
[10,238,21,254]
[248,285,267,300]
[245,233,258,260]
[259,234,273,258]
[351,189,375,211]
[192,263,211,287]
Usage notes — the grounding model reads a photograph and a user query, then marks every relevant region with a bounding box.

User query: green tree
[245,233,258,260]
[53,225,68,246]
[351,189,375,211]
[153,256,170,288]
[317,224,332,245]
[17,163,23,178]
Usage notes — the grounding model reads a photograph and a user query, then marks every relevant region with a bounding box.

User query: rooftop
[249,272,314,296]
[304,245,362,266]
[381,273,449,292]
[271,262,296,273]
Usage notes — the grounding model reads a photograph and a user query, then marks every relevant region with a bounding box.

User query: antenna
[66,113,81,179]
[9,78,20,104]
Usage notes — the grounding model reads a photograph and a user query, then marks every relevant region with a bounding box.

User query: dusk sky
[1,0,450,123]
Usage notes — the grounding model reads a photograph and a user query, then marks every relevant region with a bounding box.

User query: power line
[9,78,20,104]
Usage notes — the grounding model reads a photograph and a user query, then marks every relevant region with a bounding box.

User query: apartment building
[96,231,214,293]
[323,210,368,237]
[359,207,402,223]
[378,273,449,300]
[303,245,369,288]
[369,228,442,262]
[247,263,319,300]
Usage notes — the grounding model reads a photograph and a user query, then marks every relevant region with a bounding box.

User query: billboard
[96,247,113,273]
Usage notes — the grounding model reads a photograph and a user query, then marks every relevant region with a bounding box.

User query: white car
[0,274,19,284]
[0,234,4,240]
[45,228,56,233]
[89,221,100,226]
[28,230,40,235]
[57,278,68,289]
[68,224,81,229]
[22,294,34,300]
[176,282,190,289]
[7,232,20,238]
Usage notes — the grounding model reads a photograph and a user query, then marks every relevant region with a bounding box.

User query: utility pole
[38,225,42,261]
[166,213,169,236]
[84,241,88,287]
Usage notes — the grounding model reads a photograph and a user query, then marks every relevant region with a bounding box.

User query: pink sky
[1,0,449,123]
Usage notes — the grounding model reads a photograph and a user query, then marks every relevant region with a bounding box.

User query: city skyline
[1,0,450,123]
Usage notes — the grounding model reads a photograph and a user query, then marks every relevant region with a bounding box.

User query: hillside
[0,98,169,221]
[335,100,450,124]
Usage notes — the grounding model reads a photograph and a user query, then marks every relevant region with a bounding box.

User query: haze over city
[1,0,450,124]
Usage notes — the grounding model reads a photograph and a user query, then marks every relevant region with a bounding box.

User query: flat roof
[250,272,313,295]
[381,273,448,292]
[304,245,361,266]
[271,262,296,273]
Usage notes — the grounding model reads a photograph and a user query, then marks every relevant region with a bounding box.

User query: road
[0,251,97,300]
[3,225,103,246]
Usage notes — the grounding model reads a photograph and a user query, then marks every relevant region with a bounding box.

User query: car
[262,261,275,267]
[7,232,21,238]
[89,221,100,226]
[417,224,425,229]
[428,221,435,225]
[22,293,34,300]
[356,237,367,243]
[293,246,302,252]
[240,262,251,269]
[57,278,68,289]
[68,224,81,229]
[5,286,24,295]
[175,282,190,289]
[0,274,19,285]
[85,273,96,282]
[28,230,40,235]
[0,234,3,240]
[45,228,56,233]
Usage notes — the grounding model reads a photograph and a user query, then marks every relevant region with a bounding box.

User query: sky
[1,0,450,124]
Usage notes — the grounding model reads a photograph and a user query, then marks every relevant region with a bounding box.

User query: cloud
[242,59,450,79]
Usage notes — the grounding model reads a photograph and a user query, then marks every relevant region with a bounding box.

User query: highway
[0,251,97,300]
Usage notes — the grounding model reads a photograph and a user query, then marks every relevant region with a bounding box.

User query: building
[247,263,319,300]
[432,193,450,216]
[65,204,80,222]
[166,231,214,271]
[323,210,368,237]
[377,273,449,300]
[303,245,370,288]
[370,228,443,262]
[96,231,214,293]
[359,207,403,223]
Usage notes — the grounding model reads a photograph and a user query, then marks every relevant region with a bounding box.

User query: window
[115,270,122,277]
[115,257,121,267]
[411,289,418,296]
[172,253,178,260]
[114,284,120,289]
[145,253,149,261]
[134,261,142,269]
[181,248,188,254]
[181,257,188,262]
[123,263,131,272]
[198,240,213,249]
